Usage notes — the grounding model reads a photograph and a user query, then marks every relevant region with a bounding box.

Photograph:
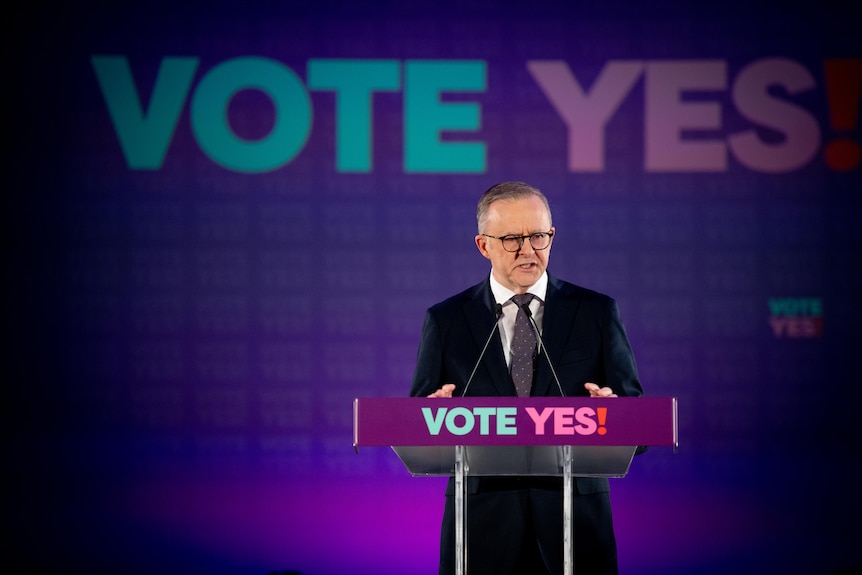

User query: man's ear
[475,234,491,259]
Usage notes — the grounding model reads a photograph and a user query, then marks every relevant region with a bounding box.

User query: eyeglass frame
[480,230,555,252]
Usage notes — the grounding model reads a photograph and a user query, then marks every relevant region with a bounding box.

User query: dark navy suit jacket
[409,272,642,402]
[409,272,643,573]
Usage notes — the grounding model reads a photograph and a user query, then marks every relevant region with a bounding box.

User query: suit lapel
[463,280,513,396]
[533,274,580,396]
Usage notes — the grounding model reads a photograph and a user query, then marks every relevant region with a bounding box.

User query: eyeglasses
[481,231,554,252]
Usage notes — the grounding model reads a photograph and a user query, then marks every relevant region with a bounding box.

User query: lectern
[354,397,677,575]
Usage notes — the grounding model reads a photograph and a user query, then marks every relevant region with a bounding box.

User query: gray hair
[476,181,552,233]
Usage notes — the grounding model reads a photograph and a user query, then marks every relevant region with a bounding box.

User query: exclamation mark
[823,58,862,171]
[596,407,607,436]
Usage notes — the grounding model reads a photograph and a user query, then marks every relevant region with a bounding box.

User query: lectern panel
[392,445,637,477]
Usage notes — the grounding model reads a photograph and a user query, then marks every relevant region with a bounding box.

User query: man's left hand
[584,382,617,397]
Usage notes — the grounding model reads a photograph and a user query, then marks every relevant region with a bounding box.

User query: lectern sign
[421,406,606,437]
[353,397,677,447]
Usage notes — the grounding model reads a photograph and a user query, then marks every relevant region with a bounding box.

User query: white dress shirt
[488,271,548,368]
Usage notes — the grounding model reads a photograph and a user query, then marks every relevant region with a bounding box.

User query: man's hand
[427,383,456,398]
[584,382,617,398]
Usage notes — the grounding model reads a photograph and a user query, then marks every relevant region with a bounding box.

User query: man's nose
[517,237,536,255]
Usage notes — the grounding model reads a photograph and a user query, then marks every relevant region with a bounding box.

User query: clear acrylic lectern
[354,397,678,575]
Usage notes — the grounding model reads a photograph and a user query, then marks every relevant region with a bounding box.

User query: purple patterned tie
[510,293,537,397]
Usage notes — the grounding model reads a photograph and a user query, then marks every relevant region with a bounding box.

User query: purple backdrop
[6,1,861,574]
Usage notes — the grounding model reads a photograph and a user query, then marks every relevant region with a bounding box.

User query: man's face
[475,195,554,293]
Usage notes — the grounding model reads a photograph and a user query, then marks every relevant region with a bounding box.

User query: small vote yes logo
[768,297,823,338]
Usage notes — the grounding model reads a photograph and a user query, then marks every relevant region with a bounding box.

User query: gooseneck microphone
[520,303,567,397]
[461,303,504,397]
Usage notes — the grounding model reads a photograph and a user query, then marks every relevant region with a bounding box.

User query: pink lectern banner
[354,397,678,447]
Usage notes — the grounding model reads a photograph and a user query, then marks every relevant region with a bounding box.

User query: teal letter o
[445,407,475,436]
[191,57,311,173]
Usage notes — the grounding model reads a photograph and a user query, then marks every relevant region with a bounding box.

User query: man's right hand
[427,383,456,398]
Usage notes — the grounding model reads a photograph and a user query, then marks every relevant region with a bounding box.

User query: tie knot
[512,293,534,307]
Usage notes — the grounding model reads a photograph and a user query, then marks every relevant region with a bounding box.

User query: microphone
[520,303,567,397]
[461,303,504,397]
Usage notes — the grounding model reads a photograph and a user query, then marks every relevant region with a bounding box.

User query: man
[410,181,643,575]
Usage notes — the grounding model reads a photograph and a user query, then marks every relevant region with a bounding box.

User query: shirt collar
[489,270,548,307]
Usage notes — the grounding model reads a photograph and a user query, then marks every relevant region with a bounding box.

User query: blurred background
[5,1,861,574]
